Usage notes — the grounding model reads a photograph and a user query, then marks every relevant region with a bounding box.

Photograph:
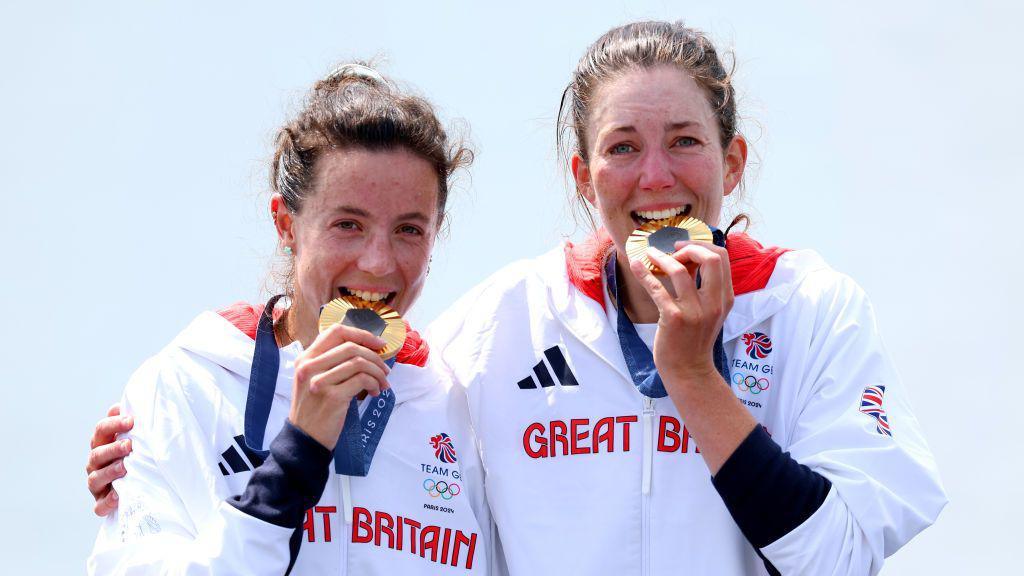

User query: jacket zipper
[340,475,351,570]
[641,397,655,576]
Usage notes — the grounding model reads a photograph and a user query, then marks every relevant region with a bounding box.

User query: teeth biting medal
[319,296,407,360]
[625,214,714,274]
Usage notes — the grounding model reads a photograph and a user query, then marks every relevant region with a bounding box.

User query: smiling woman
[85,20,945,576]
[86,63,493,575]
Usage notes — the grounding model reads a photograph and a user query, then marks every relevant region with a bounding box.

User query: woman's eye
[335,220,359,231]
[674,137,698,147]
[609,143,635,155]
[398,224,423,236]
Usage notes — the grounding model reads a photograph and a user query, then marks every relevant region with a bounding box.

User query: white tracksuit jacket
[426,237,947,576]
[88,308,493,575]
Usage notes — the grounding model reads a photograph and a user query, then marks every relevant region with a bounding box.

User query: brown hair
[557,21,747,229]
[271,62,472,219]
[268,62,472,295]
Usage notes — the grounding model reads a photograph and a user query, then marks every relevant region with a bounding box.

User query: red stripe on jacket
[215,302,429,367]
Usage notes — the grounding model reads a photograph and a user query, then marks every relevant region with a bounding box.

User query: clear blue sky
[1,0,1018,572]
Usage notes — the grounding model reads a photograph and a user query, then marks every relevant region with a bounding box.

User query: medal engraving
[342,308,387,337]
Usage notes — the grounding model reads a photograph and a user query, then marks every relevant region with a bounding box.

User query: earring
[283,246,293,256]
[427,256,432,275]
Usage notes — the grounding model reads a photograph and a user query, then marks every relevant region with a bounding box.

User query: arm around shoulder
[87,357,300,576]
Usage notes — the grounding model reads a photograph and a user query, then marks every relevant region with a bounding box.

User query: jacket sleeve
[87,358,303,576]
[759,274,947,575]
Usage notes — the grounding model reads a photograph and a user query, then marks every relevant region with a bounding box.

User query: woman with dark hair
[89,22,944,575]
[87,64,494,575]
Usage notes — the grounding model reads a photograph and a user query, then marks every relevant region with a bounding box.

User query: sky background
[1,0,1020,572]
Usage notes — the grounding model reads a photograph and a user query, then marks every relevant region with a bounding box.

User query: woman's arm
[748,275,946,574]
[89,322,389,575]
[633,245,945,574]
[629,242,758,473]
[87,360,307,576]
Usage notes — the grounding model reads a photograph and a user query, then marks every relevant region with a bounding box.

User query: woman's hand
[290,323,391,451]
[628,241,734,388]
[629,241,756,474]
[86,404,134,516]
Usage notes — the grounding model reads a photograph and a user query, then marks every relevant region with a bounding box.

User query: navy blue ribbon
[243,296,396,476]
[606,230,731,398]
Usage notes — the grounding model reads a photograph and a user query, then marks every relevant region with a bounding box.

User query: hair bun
[318,62,388,91]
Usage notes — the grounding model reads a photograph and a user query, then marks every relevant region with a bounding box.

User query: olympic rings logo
[423,478,461,500]
[732,373,770,394]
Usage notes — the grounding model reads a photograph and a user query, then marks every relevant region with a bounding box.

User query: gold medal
[318,296,407,360]
[625,215,714,274]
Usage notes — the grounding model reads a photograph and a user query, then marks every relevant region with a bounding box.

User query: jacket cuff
[712,425,832,549]
[228,420,334,528]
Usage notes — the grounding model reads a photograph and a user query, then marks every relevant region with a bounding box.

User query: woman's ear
[722,135,748,196]
[571,153,597,206]
[270,195,296,249]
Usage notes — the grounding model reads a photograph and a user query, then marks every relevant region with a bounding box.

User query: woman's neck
[614,252,661,324]
[277,304,317,349]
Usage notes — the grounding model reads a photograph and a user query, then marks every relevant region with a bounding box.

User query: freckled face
[573,65,745,259]
[277,147,440,340]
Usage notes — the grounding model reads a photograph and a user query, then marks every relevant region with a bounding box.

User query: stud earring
[283,246,293,256]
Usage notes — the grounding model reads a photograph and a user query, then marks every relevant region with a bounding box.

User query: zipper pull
[642,397,655,495]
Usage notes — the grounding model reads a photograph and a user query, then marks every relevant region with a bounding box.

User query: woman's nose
[357,235,397,277]
[638,148,675,192]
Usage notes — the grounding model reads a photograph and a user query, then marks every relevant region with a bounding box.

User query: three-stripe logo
[517,346,579,389]
[218,435,266,476]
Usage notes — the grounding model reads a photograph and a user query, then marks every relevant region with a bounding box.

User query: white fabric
[602,270,658,351]
[88,311,495,575]
[426,245,946,576]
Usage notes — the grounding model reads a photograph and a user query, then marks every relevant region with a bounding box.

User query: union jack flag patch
[859,385,892,437]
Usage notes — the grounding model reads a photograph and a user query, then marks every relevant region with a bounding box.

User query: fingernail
[121,440,131,453]
[116,462,125,474]
[122,416,132,426]
[111,491,118,500]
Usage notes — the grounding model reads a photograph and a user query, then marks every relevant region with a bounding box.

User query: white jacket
[427,235,946,576]
[88,306,493,575]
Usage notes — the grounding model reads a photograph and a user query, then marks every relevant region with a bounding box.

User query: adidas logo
[218,435,266,476]
[517,346,579,389]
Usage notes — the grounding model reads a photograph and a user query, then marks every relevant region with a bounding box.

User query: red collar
[564,229,790,308]
[216,302,429,367]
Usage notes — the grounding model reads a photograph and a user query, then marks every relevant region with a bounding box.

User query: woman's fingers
[309,353,390,395]
[328,372,383,402]
[87,458,127,498]
[306,323,386,358]
[91,413,134,449]
[308,341,390,382]
[87,438,131,474]
[671,242,729,306]
[628,258,678,312]
[647,247,700,307]
[93,488,119,516]
[299,342,390,393]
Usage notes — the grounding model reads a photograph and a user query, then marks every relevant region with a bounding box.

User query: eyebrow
[334,205,431,223]
[605,121,698,135]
